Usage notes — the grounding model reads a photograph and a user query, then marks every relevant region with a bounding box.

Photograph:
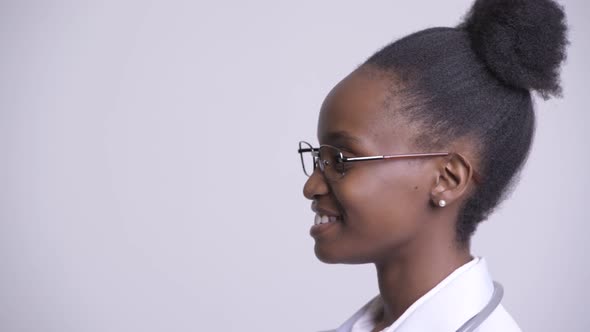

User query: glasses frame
[298,140,482,184]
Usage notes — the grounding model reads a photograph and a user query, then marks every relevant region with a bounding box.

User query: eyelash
[335,146,355,156]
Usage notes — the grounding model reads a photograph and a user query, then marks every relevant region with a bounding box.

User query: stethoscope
[455,281,504,332]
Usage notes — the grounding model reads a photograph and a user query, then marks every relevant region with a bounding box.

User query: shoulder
[475,304,522,332]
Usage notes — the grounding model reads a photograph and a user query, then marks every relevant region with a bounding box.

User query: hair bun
[458,0,568,99]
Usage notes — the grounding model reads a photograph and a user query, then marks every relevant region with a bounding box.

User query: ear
[430,153,475,208]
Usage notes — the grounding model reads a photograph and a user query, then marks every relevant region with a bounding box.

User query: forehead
[317,69,409,151]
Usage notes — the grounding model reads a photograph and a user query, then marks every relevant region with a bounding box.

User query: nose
[303,168,330,200]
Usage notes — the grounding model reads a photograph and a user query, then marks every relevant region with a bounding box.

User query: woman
[297,0,568,331]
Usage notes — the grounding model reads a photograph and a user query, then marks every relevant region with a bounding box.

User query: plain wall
[1,0,588,331]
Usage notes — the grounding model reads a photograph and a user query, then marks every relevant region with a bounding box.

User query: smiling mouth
[314,213,342,225]
[310,213,343,238]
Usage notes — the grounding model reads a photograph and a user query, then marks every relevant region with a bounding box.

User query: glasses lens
[318,145,345,181]
[298,141,316,177]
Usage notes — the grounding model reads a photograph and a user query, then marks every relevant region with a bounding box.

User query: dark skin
[303,66,479,331]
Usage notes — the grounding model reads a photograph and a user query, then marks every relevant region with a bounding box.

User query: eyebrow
[320,131,363,149]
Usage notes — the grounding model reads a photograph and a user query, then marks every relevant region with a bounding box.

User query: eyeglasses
[297,140,482,183]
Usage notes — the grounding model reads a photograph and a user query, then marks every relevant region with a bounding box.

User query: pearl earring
[438,200,446,207]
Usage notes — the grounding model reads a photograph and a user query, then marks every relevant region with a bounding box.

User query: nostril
[303,171,329,200]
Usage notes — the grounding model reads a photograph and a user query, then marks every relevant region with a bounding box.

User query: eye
[333,159,349,173]
[327,146,355,166]
[334,144,357,156]
[319,145,354,176]
[339,150,355,158]
[333,153,354,174]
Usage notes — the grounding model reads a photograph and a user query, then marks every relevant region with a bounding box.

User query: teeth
[314,213,340,226]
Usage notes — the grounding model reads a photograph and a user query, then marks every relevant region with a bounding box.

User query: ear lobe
[430,153,475,207]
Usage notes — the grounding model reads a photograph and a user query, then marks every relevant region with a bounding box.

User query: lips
[314,214,340,225]
[311,202,342,220]
[308,200,344,237]
[309,212,342,238]
[309,202,344,238]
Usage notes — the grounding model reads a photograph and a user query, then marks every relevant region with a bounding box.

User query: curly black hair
[362,0,569,246]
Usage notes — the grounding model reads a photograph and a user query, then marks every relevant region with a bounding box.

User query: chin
[314,244,369,264]
[314,243,342,264]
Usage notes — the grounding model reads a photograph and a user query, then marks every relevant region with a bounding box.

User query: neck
[372,235,472,327]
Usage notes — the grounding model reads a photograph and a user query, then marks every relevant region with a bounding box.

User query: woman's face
[303,68,444,264]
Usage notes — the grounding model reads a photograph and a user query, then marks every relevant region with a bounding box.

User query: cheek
[336,166,432,248]
[348,181,424,230]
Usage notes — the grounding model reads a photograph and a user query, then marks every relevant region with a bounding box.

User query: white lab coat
[320,257,522,332]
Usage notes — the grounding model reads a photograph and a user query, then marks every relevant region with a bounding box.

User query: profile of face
[303,67,464,265]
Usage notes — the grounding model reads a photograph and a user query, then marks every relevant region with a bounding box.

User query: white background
[1,1,588,331]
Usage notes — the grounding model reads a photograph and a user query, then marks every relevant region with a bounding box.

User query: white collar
[336,256,496,332]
